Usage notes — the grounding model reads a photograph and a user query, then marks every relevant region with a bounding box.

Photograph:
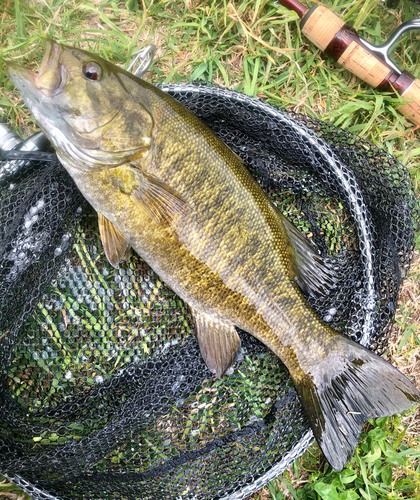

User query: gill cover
[6,39,154,168]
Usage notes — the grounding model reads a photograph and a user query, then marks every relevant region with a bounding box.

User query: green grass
[265,415,420,500]
[1,0,420,499]
[264,415,420,499]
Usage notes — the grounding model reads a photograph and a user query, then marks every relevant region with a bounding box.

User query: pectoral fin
[131,169,189,224]
[192,311,241,378]
[98,212,131,268]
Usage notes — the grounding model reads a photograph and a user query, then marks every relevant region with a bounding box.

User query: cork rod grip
[399,79,420,126]
[337,42,391,88]
[300,5,345,51]
[301,5,392,88]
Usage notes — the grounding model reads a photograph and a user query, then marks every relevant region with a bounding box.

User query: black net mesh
[0,82,418,500]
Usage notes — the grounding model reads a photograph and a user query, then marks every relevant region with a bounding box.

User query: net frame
[0,82,417,500]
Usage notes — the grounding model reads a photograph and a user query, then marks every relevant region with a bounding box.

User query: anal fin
[192,310,241,378]
[98,212,130,268]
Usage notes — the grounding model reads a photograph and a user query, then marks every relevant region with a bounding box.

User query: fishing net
[0,82,417,500]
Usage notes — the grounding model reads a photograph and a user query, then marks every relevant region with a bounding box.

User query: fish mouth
[6,39,69,99]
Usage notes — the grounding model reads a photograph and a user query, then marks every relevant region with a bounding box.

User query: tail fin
[294,335,420,471]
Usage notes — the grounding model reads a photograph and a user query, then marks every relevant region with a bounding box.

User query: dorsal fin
[280,213,336,298]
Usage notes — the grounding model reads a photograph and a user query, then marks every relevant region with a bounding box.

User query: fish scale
[62,96,327,376]
[6,39,420,472]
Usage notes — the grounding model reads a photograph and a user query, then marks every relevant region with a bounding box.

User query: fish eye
[82,62,102,81]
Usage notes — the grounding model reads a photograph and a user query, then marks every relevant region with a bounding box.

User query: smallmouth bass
[6,40,420,471]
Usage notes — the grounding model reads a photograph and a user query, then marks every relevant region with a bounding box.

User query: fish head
[6,39,153,170]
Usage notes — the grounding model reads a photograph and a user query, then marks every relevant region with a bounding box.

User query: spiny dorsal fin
[130,169,189,224]
[280,213,336,298]
[192,310,241,378]
[98,212,130,268]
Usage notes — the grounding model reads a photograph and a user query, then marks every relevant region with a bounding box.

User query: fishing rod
[277,0,420,127]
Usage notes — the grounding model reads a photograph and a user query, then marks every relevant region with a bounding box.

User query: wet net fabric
[0,82,418,500]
